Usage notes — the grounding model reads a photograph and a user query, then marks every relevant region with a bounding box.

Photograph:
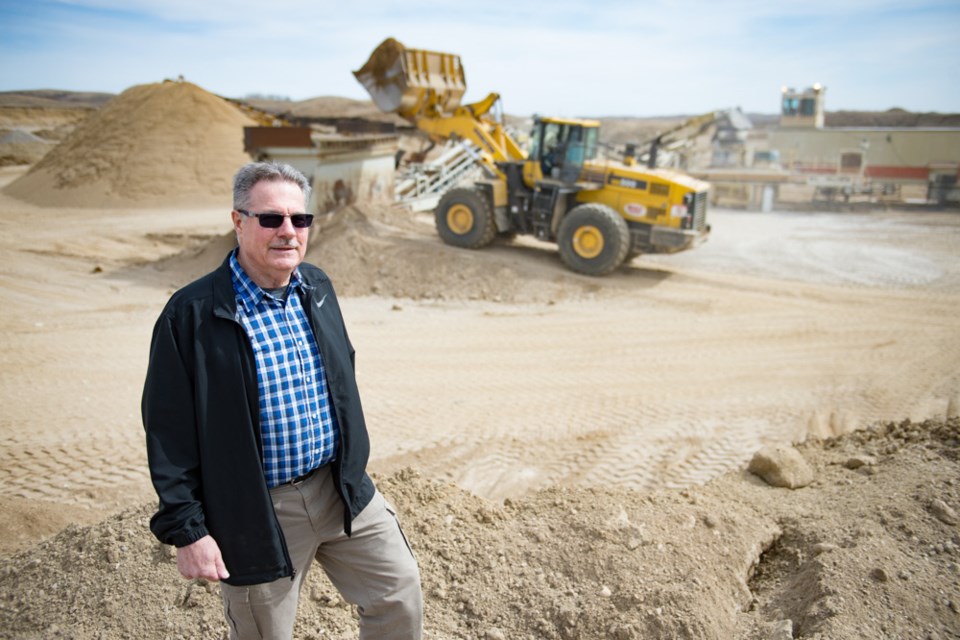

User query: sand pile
[300,205,587,303]
[147,203,615,305]
[0,129,54,166]
[0,106,93,132]
[0,130,48,144]
[2,80,255,208]
[1,418,956,639]
[243,95,406,126]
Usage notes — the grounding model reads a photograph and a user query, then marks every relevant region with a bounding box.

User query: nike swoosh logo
[316,294,327,309]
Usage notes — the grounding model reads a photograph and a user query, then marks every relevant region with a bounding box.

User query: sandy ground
[1,162,957,518]
[0,158,959,637]
[1,157,959,522]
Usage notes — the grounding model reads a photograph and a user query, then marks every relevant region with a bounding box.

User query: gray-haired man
[143,161,422,639]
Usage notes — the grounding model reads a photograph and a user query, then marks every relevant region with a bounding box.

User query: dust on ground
[0,85,959,639]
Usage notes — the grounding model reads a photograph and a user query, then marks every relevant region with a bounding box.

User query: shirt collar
[229,249,303,311]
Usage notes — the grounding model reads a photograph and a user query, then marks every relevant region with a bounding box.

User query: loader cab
[528,116,600,183]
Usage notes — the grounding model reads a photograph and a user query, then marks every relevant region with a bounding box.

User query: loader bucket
[353,38,466,122]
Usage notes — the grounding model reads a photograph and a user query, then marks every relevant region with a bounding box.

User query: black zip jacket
[142,253,374,586]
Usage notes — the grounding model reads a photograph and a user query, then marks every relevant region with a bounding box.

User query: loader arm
[354,38,526,180]
[415,94,526,180]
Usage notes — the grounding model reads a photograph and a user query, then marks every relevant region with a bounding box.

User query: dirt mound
[1,418,956,639]
[144,203,616,304]
[0,130,46,145]
[244,95,405,126]
[0,106,93,133]
[2,81,255,208]
[0,129,54,166]
[0,90,114,109]
[300,205,600,303]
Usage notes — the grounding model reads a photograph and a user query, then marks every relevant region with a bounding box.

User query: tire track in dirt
[358,258,960,501]
[2,206,958,517]
[0,432,150,506]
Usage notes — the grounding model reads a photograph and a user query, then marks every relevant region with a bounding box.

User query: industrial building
[243,125,399,214]
[693,85,960,209]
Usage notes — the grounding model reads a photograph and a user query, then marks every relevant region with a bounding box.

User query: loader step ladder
[395,140,483,211]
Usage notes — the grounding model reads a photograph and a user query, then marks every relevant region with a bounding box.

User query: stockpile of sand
[0,129,55,166]
[1,418,956,639]
[0,105,94,132]
[2,80,255,208]
[146,204,606,305]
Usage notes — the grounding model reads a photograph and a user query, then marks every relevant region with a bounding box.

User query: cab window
[583,126,598,160]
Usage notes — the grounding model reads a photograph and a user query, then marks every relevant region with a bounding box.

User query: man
[142,161,422,639]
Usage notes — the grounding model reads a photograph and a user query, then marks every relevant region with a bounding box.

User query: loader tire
[557,203,630,276]
[435,186,497,249]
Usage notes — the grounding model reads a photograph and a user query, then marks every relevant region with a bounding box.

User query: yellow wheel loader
[354,38,711,276]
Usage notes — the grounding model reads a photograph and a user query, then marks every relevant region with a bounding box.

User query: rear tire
[435,186,496,249]
[557,203,630,276]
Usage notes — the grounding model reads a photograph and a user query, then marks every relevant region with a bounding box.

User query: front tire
[435,186,496,249]
[557,203,630,276]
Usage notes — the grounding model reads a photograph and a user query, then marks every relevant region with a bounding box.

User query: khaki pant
[219,466,423,639]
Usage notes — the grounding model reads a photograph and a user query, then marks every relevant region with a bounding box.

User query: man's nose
[276,216,297,235]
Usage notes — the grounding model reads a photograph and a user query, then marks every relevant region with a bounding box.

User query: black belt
[287,465,322,486]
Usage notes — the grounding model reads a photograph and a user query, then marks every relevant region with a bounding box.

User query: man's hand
[176,535,230,582]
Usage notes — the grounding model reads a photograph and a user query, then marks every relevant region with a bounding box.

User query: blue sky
[1,0,958,117]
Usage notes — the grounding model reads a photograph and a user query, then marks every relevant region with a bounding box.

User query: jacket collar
[212,252,238,321]
[212,250,313,320]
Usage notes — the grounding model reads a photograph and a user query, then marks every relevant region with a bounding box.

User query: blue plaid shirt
[230,252,339,487]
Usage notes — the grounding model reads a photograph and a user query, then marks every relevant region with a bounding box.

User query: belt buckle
[289,466,316,486]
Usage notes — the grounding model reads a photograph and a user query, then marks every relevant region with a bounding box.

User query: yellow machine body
[355,38,710,275]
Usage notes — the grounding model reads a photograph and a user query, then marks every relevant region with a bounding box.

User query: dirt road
[361,208,960,498]
[0,170,958,551]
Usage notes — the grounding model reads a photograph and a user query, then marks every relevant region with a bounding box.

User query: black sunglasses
[237,209,314,229]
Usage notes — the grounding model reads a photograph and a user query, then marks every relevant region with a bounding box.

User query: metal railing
[395,140,482,211]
